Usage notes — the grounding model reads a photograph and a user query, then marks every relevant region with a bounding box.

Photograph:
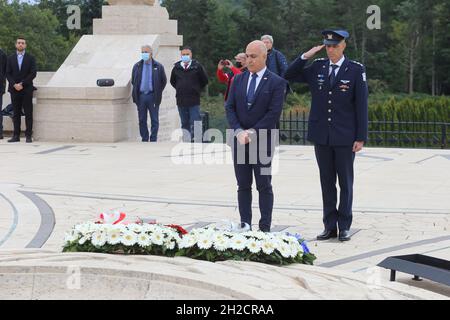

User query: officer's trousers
[314,144,355,231]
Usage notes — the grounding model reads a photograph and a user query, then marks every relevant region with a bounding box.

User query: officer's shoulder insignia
[350,60,365,67]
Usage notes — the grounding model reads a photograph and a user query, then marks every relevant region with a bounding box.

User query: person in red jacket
[216,53,247,101]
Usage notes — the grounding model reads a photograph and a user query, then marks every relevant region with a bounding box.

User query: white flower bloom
[179,234,197,249]
[230,235,247,251]
[91,231,107,247]
[213,238,229,252]
[261,240,275,255]
[151,231,165,246]
[128,223,143,233]
[178,236,191,249]
[164,240,176,250]
[278,244,292,258]
[137,233,151,247]
[197,235,213,250]
[270,238,283,250]
[107,230,122,245]
[251,231,266,240]
[140,223,151,231]
[121,231,137,246]
[289,241,302,255]
[247,239,262,254]
[213,233,226,243]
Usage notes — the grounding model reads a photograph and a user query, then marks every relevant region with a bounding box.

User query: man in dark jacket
[0,47,7,139]
[261,35,288,77]
[170,46,208,142]
[131,44,167,142]
[6,37,36,143]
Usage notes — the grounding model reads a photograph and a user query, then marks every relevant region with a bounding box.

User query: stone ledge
[0,250,446,300]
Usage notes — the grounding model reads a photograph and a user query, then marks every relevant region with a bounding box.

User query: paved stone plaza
[0,141,449,299]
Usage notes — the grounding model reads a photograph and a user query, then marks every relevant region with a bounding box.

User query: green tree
[0,0,75,71]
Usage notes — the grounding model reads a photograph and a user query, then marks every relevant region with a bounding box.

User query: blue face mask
[141,52,151,62]
[181,55,191,63]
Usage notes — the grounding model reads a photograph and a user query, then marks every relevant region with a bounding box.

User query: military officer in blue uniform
[285,29,368,241]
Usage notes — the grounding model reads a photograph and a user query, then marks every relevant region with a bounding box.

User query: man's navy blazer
[225,68,286,133]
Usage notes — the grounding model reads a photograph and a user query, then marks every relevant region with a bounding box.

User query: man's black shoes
[26,137,32,143]
[8,136,20,143]
[338,230,351,241]
[316,229,338,240]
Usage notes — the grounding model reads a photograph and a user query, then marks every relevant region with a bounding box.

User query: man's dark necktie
[329,64,339,87]
[246,73,258,109]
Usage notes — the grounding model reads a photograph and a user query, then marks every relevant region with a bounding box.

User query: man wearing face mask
[170,46,208,142]
[216,53,248,101]
[131,44,167,142]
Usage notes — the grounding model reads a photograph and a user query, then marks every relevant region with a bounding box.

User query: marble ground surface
[0,141,449,299]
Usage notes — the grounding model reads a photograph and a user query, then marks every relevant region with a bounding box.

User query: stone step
[101,5,169,19]
[93,18,178,35]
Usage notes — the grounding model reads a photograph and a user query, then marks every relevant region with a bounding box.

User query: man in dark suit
[225,40,286,232]
[285,30,368,241]
[6,37,37,143]
[131,44,167,142]
[0,47,6,139]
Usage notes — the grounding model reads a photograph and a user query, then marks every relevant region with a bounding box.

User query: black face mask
[235,62,243,69]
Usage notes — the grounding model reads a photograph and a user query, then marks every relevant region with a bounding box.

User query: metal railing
[279,110,449,149]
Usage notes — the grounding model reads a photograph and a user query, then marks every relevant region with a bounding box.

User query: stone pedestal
[34,2,182,142]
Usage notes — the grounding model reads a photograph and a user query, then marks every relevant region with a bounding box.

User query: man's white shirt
[246,67,267,95]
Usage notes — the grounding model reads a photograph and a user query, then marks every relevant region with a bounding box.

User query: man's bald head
[247,40,268,55]
[246,40,268,73]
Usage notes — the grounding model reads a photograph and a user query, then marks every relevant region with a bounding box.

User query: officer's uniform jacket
[285,56,368,146]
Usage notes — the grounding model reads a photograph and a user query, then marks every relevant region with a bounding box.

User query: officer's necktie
[329,64,339,87]
[247,73,258,109]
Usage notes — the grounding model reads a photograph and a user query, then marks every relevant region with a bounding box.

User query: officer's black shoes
[259,225,271,233]
[8,136,20,143]
[316,229,338,240]
[0,135,3,140]
[26,137,32,143]
[316,229,351,241]
[338,230,351,242]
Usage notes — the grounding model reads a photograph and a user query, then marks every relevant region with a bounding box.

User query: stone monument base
[31,3,182,142]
